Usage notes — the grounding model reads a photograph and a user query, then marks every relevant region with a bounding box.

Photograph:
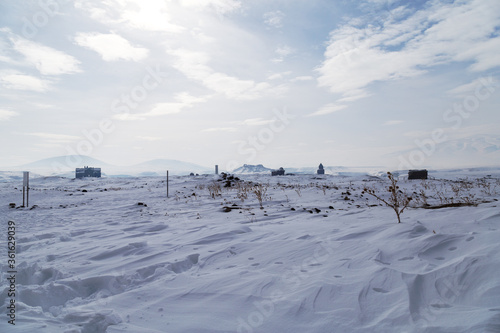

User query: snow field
[1,171,500,332]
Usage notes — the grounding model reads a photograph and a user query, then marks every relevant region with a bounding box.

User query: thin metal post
[167,170,169,198]
[26,172,29,207]
[23,171,29,207]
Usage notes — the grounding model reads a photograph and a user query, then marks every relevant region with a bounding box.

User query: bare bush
[207,181,222,199]
[253,183,269,208]
[235,181,254,203]
[362,172,412,223]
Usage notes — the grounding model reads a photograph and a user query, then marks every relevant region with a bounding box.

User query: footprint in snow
[372,288,389,293]
[431,303,452,308]
[374,259,391,266]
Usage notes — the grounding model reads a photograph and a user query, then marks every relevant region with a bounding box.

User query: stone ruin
[271,167,285,176]
[317,163,325,175]
[408,169,428,180]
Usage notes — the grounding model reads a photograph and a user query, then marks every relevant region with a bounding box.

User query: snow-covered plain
[1,169,500,333]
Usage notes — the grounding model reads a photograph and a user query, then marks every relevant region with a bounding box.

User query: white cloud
[268,71,292,80]
[113,113,146,121]
[174,91,212,104]
[0,71,51,91]
[337,90,372,103]
[74,32,149,62]
[202,127,237,132]
[27,132,80,143]
[75,0,184,33]
[11,37,81,75]
[447,77,497,97]
[114,103,186,120]
[384,120,404,126]
[317,0,500,101]
[263,10,285,28]
[180,0,241,15]
[291,76,314,82]
[0,109,19,121]
[403,130,430,138]
[240,118,275,126]
[137,136,163,141]
[307,103,347,117]
[113,92,210,121]
[168,48,284,100]
[145,102,188,116]
[275,45,294,57]
[272,45,295,63]
[365,0,399,4]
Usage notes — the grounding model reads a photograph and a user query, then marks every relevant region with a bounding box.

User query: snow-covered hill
[232,164,273,174]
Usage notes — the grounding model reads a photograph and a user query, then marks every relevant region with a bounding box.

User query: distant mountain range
[1,155,211,177]
[0,156,360,179]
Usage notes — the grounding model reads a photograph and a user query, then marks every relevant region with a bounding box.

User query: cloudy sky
[1,0,500,170]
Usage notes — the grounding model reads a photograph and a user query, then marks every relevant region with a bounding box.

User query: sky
[1,0,500,171]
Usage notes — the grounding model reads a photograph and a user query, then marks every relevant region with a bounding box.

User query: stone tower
[317,163,325,175]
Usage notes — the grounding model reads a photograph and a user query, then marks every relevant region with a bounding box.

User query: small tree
[362,172,412,223]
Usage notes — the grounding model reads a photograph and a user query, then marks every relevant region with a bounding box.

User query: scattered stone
[9,203,15,208]
[222,205,241,212]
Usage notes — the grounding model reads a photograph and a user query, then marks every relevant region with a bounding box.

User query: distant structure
[271,167,285,176]
[317,163,325,175]
[76,166,101,179]
[408,169,428,180]
[215,165,219,175]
